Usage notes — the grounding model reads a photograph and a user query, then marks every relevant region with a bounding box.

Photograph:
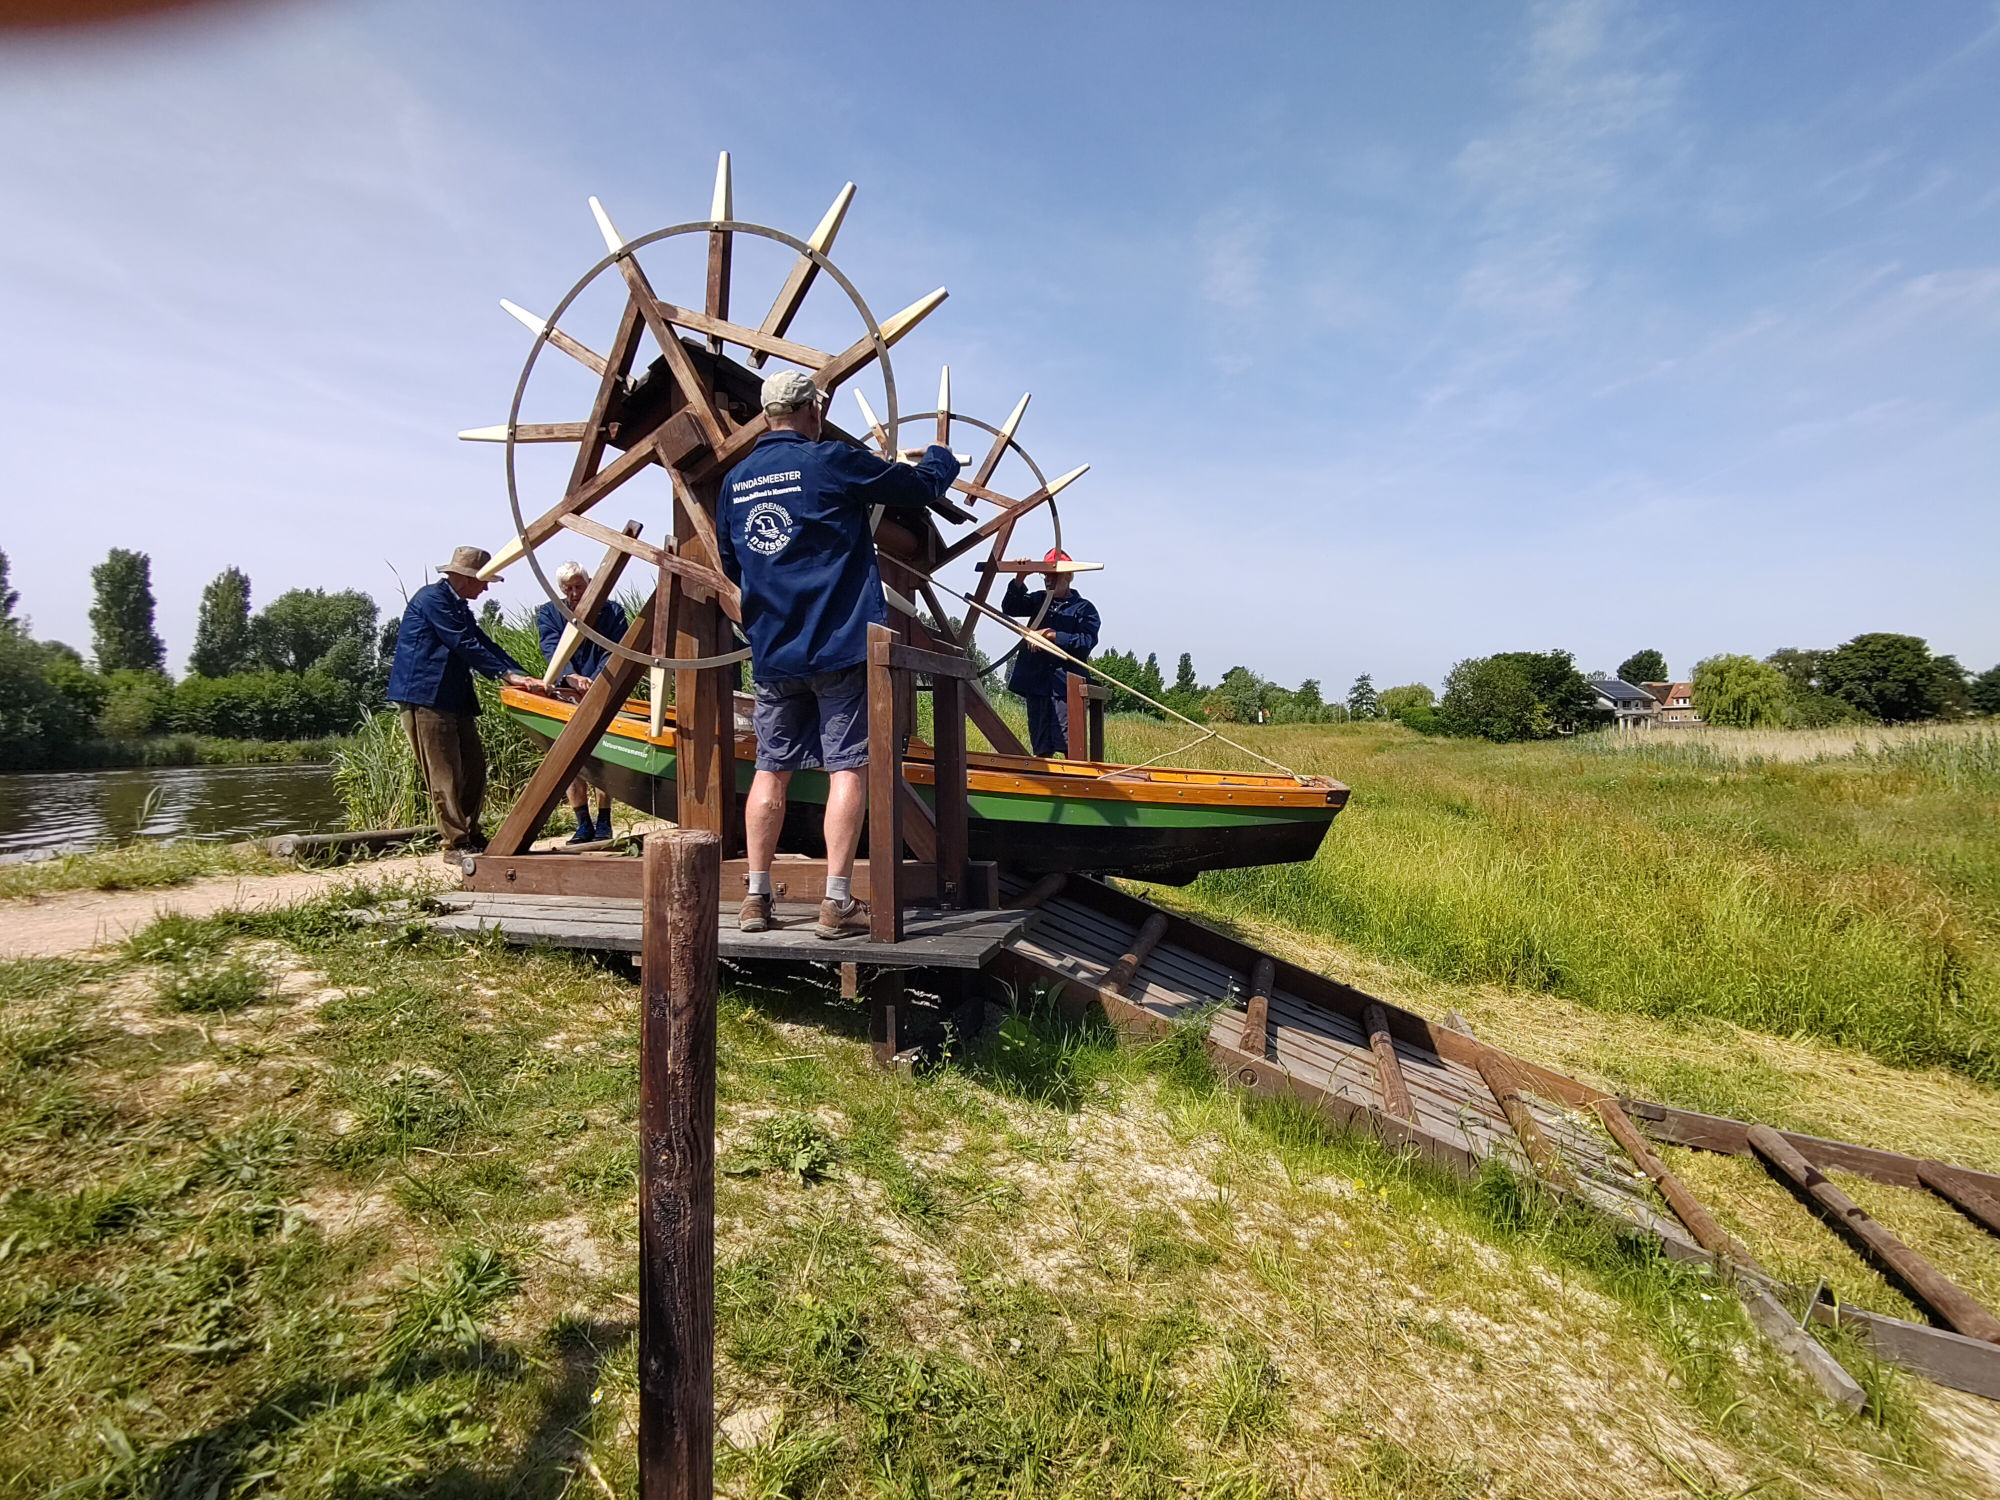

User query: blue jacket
[385,579,522,713]
[1002,577,1100,699]
[536,598,630,681]
[716,430,960,682]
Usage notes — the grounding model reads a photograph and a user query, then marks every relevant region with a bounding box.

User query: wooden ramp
[426,872,2000,1405]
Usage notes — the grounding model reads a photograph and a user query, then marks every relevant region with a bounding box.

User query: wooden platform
[430,891,1031,969]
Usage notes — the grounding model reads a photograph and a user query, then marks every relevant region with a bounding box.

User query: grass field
[3,882,1990,1499]
[1087,719,2000,1087]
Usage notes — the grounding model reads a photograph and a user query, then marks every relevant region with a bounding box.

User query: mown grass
[1093,718,2000,1085]
[0,838,285,900]
[0,887,1981,1498]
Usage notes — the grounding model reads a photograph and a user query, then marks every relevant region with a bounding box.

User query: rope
[934,581,1310,783]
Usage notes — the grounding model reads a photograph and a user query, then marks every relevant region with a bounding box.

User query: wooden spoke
[705,151,733,357]
[459,423,589,444]
[936,365,951,448]
[500,299,610,377]
[852,390,893,455]
[749,181,854,369]
[638,300,829,370]
[971,392,1029,489]
[488,421,663,578]
[617,258,730,453]
[649,564,677,739]
[816,288,948,395]
[936,464,1089,566]
[557,512,740,622]
[668,466,726,573]
[589,194,626,253]
[543,520,643,686]
[985,559,1103,574]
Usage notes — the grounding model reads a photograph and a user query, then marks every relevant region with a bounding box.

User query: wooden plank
[1239,956,1273,1059]
[557,512,741,622]
[1595,1099,1754,1267]
[869,967,903,1067]
[748,181,853,369]
[1007,873,1067,910]
[1066,672,1089,761]
[1810,1301,2000,1402]
[458,852,987,906]
[1747,1124,2000,1343]
[896,777,938,862]
[614,254,728,453]
[638,830,718,1500]
[1920,1164,2000,1240]
[867,624,904,943]
[653,296,829,371]
[1364,1002,1416,1123]
[887,642,976,679]
[932,674,969,909]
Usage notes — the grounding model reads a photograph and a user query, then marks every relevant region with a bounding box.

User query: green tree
[1437,650,1608,742]
[479,598,502,630]
[189,566,255,677]
[1377,683,1435,720]
[1691,654,1791,728]
[1173,653,1198,695]
[1203,665,1267,723]
[1970,664,2000,717]
[1765,647,1824,692]
[1092,647,1166,716]
[0,634,100,769]
[89,548,166,673]
[1616,649,1667,685]
[252,588,380,687]
[1346,673,1379,720]
[1820,633,1964,723]
[0,547,19,633]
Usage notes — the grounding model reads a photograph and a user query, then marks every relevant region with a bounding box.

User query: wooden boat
[500,686,1347,884]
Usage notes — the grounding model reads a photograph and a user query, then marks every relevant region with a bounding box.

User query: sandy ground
[0,854,443,958]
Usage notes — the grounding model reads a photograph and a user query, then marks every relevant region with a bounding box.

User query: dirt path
[0,854,443,959]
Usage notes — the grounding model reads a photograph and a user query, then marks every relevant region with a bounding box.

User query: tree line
[0,547,410,770]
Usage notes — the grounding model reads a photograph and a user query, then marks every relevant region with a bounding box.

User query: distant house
[1643,681,1703,725]
[1588,678,1660,729]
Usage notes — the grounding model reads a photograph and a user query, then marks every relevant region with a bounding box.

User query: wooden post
[1103,913,1169,995]
[639,829,720,1500]
[868,967,903,1066]
[1066,671,1087,761]
[1240,956,1274,1058]
[674,477,737,854]
[1363,1003,1416,1123]
[1748,1125,2000,1343]
[1596,1099,1753,1268]
[1087,690,1105,763]
[1920,1163,2000,1240]
[933,674,968,908]
[866,624,904,943]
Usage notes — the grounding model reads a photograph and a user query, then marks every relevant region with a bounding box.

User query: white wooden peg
[809,183,856,252]
[710,151,733,223]
[542,622,583,687]
[588,196,625,253]
[648,667,668,738]
[500,298,547,335]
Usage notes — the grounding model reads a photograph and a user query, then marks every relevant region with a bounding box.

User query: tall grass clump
[1106,719,2000,1084]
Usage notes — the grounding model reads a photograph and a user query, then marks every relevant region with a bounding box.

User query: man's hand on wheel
[504,672,549,695]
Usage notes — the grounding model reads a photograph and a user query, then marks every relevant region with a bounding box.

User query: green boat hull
[505,703,1338,883]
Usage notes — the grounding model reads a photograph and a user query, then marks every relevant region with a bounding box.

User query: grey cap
[760,369,823,416]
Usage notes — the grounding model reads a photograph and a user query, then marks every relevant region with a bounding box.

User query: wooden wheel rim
[503,218,900,670]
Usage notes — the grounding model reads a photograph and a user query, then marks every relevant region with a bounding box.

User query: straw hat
[438,546,499,581]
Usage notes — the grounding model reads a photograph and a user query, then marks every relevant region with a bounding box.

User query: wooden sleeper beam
[1102,913,1169,995]
[1239,957,1274,1058]
[1363,1002,1416,1123]
[1475,1049,1576,1191]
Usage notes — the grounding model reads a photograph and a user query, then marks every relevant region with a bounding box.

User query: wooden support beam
[638,828,718,1500]
[646,297,830,371]
[932,674,968,909]
[460,852,968,905]
[868,967,904,1067]
[1920,1164,2000,1240]
[887,642,976,679]
[500,298,611,377]
[1007,873,1067,911]
[1103,913,1169,995]
[542,520,642,687]
[1363,1002,1416,1123]
[866,623,905,943]
[673,486,736,852]
[1747,1124,2000,1343]
[648,566,675,740]
[458,422,592,444]
[620,260,729,454]
[896,777,937,862]
[1596,1099,1753,1267]
[1476,1050,1576,1190]
[488,589,659,854]
[897,611,1028,757]
[558,511,741,621]
[936,466,1088,567]
[971,391,1029,489]
[1239,956,1274,1059]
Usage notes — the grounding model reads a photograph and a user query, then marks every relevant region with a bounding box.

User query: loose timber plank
[1920,1165,2000,1240]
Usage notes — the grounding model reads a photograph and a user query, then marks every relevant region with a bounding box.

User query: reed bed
[1098,718,2000,1085]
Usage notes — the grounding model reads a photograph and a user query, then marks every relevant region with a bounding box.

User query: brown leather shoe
[738,892,773,933]
[815,896,870,940]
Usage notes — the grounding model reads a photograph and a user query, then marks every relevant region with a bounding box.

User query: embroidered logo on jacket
[743,501,797,557]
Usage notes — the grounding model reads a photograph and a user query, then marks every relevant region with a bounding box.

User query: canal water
[0,764,347,860]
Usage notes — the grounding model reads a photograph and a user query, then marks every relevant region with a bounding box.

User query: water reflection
[0,765,345,857]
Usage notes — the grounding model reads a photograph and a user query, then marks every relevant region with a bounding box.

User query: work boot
[815,896,870,941]
[738,892,773,933]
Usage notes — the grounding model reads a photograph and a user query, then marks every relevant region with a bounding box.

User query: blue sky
[2,0,1996,692]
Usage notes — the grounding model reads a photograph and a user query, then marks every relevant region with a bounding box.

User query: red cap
[1043,548,1072,564]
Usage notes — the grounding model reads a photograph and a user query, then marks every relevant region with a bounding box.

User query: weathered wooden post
[639,828,720,1499]
[866,623,906,943]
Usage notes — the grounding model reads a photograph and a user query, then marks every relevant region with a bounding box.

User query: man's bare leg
[746,769,791,875]
[823,769,868,879]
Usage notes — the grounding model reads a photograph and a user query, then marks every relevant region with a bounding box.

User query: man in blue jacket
[536,560,630,844]
[1002,549,1102,758]
[717,370,960,938]
[386,546,541,858]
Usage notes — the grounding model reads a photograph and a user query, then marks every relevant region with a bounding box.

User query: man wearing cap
[718,370,961,938]
[386,546,544,859]
[536,560,629,845]
[1002,549,1101,758]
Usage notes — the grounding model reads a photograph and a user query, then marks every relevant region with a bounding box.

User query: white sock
[826,875,852,905]
[747,870,772,896]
